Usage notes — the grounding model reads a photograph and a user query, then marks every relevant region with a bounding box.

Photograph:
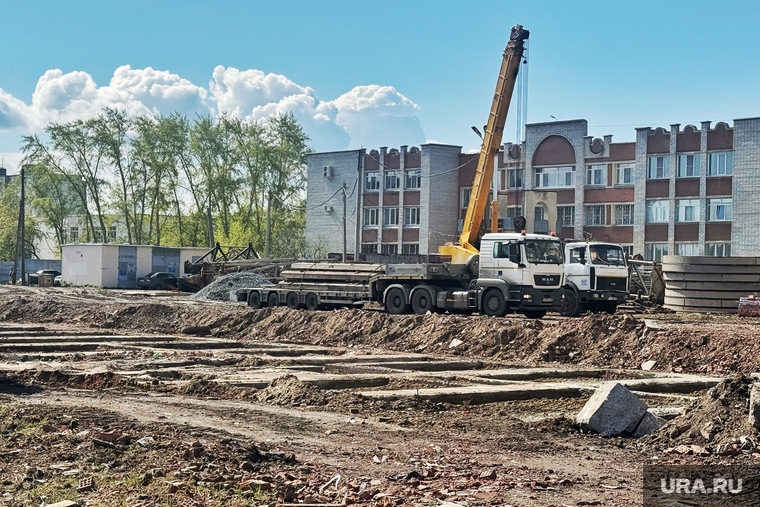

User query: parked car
[30,269,62,286]
[137,272,178,290]
[54,274,62,287]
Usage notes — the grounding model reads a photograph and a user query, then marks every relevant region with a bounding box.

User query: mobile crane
[234,24,569,318]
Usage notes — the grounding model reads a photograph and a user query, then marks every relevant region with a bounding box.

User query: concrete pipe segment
[662,255,760,313]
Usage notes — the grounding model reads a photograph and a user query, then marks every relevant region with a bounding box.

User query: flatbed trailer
[235,233,567,319]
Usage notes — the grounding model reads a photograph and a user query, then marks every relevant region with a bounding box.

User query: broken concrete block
[631,411,666,438]
[749,383,760,430]
[449,338,463,348]
[576,382,648,436]
[641,360,656,371]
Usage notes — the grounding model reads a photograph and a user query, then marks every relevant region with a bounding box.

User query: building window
[534,206,546,221]
[384,172,400,190]
[615,204,634,225]
[506,206,523,219]
[676,243,699,256]
[381,244,398,255]
[615,163,634,185]
[460,187,471,209]
[586,164,606,186]
[708,198,732,221]
[365,172,380,191]
[675,199,699,222]
[706,243,731,257]
[108,225,117,242]
[508,169,524,188]
[645,243,668,262]
[403,207,420,226]
[404,170,421,189]
[646,200,669,223]
[557,206,574,227]
[677,154,700,177]
[535,166,575,188]
[361,243,377,254]
[621,245,634,258]
[402,244,419,255]
[647,155,670,179]
[363,208,379,227]
[585,205,605,226]
[383,207,399,226]
[69,226,80,243]
[709,152,733,176]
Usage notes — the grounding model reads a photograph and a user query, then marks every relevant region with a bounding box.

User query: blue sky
[1,0,759,172]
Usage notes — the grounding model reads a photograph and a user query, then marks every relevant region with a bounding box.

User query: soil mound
[256,375,326,406]
[648,375,759,448]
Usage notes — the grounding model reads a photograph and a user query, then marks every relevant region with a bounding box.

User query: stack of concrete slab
[576,382,666,437]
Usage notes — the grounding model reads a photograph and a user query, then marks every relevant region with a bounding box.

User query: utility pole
[206,200,215,248]
[265,190,272,258]
[13,165,26,285]
[341,182,347,263]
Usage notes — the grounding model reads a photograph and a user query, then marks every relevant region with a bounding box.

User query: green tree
[26,164,84,255]
[0,178,41,261]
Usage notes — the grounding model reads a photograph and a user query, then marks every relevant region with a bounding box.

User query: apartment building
[305,117,760,261]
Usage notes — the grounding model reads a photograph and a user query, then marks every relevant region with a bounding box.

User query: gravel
[190,271,273,302]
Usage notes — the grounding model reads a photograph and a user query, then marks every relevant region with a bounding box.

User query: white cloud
[321,85,425,149]
[0,65,426,154]
[0,89,32,130]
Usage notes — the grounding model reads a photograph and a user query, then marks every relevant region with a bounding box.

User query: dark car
[137,272,178,290]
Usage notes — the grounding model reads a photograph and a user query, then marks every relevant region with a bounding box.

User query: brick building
[306,117,759,261]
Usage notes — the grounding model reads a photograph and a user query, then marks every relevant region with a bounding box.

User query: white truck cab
[477,232,565,318]
[562,241,628,315]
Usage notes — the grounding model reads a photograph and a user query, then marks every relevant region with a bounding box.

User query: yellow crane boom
[439,24,529,266]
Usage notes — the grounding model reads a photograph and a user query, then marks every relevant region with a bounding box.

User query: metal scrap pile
[190,271,273,302]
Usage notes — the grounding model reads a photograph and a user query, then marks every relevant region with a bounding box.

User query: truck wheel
[558,288,581,317]
[523,310,547,319]
[286,292,300,310]
[248,291,264,309]
[385,288,410,314]
[411,290,434,315]
[605,301,617,314]
[268,292,280,307]
[305,293,320,311]
[482,288,508,317]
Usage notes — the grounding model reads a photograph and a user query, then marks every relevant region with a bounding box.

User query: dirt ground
[0,285,759,507]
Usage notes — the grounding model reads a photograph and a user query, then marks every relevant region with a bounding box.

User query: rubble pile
[648,376,760,454]
[255,375,327,406]
[190,272,272,302]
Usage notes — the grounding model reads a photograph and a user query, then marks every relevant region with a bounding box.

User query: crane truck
[234,24,574,318]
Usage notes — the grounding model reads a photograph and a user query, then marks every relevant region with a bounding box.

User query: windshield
[524,240,563,264]
[589,245,626,266]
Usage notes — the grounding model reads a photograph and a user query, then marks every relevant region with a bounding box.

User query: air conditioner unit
[324,205,334,212]
[323,165,334,178]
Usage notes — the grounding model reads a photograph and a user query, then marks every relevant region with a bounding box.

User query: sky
[1,0,760,173]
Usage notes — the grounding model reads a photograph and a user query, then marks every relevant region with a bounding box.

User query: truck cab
[562,241,628,315]
[477,232,565,318]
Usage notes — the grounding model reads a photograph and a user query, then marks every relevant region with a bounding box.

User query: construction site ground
[0,285,759,507]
